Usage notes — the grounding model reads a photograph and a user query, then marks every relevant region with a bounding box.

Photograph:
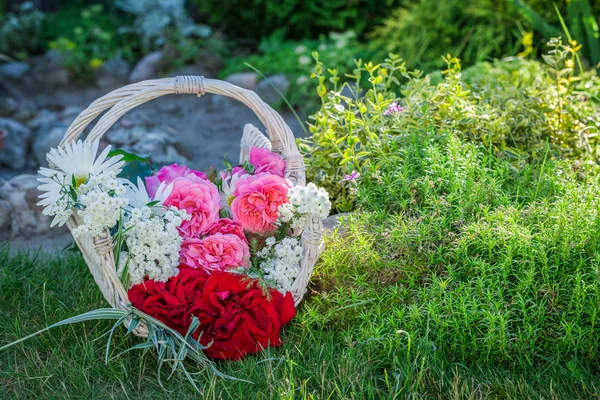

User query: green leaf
[0,308,128,351]
[108,149,150,163]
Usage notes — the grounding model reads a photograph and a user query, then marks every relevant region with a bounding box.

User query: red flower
[195,271,296,360]
[128,265,208,337]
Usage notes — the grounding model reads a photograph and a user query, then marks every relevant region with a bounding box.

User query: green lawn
[2,132,600,399]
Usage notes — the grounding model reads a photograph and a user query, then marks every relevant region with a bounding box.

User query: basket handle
[60,76,305,184]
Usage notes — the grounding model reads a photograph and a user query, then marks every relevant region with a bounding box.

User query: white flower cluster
[124,206,190,285]
[43,187,73,227]
[72,172,128,237]
[278,182,332,230]
[259,237,303,292]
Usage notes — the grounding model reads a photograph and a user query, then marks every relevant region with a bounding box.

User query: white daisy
[220,171,248,207]
[125,177,173,212]
[36,140,125,227]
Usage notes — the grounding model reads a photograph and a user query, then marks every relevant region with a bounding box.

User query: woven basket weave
[60,76,325,338]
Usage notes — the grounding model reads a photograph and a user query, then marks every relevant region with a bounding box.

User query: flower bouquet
[1,76,330,390]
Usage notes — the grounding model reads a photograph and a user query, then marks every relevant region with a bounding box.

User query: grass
[2,132,600,398]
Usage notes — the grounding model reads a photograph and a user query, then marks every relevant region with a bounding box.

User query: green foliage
[222,31,367,108]
[508,0,600,66]
[48,4,137,80]
[368,0,523,71]
[318,128,600,371]
[0,2,45,59]
[302,40,600,211]
[4,144,600,396]
[194,0,403,40]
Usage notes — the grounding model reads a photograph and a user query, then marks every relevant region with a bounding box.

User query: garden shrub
[194,0,404,40]
[313,130,600,370]
[0,2,45,59]
[368,0,523,71]
[301,40,600,212]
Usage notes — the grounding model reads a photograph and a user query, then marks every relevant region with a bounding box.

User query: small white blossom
[72,172,129,237]
[260,237,303,292]
[276,183,331,230]
[124,206,191,285]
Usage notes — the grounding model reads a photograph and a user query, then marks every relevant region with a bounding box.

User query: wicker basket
[59,76,325,338]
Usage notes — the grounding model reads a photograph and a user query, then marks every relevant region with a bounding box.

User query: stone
[323,213,349,234]
[0,174,52,237]
[32,124,67,166]
[255,75,290,106]
[32,50,70,85]
[0,62,30,81]
[224,72,259,90]
[59,106,83,126]
[0,199,12,232]
[96,58,131,87]
[27,109,58,130]
[13,100,38,121]
[129,51,164,82]
[106,126,188,165]
[0,118,32,169]
[0,97,17,117]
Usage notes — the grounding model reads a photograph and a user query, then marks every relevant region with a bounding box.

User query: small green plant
[0,2,45,59]
[49,4,136,80]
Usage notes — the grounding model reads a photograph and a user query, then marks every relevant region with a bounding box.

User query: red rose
[128,264,208,337]
[195,271,296,360]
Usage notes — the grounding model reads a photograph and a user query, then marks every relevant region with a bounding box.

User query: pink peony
[181,234,250,272]
[164,177,221,237]
[231,173,291,233]
[204,218,247,242]
[249,147,286,177]
[146,163,207,198]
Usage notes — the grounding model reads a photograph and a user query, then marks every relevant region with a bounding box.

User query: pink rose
[146,164,207,197]
[249,147,286,177]
[165,177,221,237]
[231,173,291,233]
[181,234,250,272]
[205,218,247,242]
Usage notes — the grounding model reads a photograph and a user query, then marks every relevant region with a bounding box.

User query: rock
[27,109,58,130]
[0,199,12,232]
[59,106,83,126]
[13,100,38,121]
[0,62,31,81]
[0,174,52,237]
[96,58,131,88]
[255,75,290,106]
[323,213,349,234]
[32,50,70,85]
[0,118,32,169]
[32,123,67,166]
[129,51,164,82]
[0,97,17,117]
[106,126,188,165]
[224,72,259,90]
